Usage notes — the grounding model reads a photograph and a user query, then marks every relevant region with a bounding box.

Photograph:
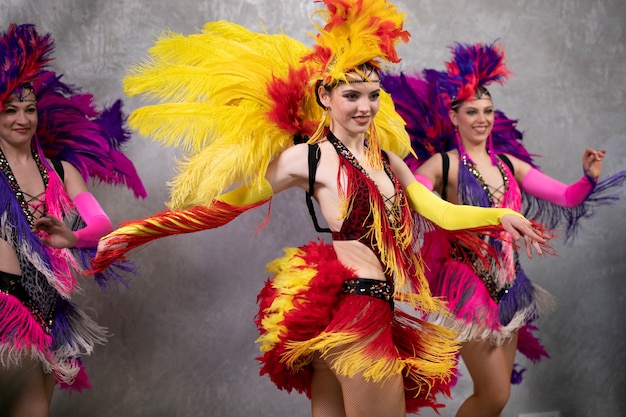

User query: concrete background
[2,0,625,416]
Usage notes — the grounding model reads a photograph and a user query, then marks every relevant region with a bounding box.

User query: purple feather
[33,72,147,198]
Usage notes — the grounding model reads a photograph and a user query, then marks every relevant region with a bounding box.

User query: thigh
[460,338,511,395]
[0,358,51,417]
[501,331,519,376]
[335,368,405,417]
[311,356,346,417]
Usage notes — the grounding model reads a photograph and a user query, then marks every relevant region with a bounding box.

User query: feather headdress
[445,41,511,107]
[0,23,146,197]
[382,41,533,171]
[303,0,410,84]
[0,23,54,107]
[34,71,146,197]
[123,0,411,210]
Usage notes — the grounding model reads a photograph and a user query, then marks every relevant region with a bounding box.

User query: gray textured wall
[2,0,625,416]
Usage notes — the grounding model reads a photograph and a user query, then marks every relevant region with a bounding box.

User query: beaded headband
[451,86,492,110]
[4,83,36,103]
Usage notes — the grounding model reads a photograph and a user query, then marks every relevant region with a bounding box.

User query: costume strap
[441,152,450,201]
[305,143,331,233]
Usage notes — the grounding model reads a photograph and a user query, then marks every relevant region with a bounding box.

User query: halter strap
[305,143,331,233]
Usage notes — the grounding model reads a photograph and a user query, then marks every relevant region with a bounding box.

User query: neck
[328,129,366,157]
[0,143,33,165]
[459,138,491,163]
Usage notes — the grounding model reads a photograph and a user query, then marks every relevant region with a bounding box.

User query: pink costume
[382,41,626,382]
[0,24,146,390]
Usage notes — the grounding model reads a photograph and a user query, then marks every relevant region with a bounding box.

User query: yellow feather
[124,21,314,207]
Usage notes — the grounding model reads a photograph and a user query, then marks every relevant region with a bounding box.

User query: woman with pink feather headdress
[382,41,625,416]
[0,23,145,416]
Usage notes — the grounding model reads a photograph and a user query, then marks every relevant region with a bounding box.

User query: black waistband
[342,278,394,309]
[0,270,29,302]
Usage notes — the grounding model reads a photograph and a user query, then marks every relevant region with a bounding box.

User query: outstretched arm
[518,149,605,208]
[405,181,545,257]
[387,151,546,256]
[92,144,312,272]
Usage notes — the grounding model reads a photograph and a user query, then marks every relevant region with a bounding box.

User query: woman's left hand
[582,148,606,180]
[32,216,77,249]
[501,214,550,258]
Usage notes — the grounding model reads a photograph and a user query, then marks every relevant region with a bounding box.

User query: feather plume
[34,72,147,197]
[382,69,534,169]
[124,22,318,209]
[445,41,511,104]
[0,23,54,106]
[303,0,410,83]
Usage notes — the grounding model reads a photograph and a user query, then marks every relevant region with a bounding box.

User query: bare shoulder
[416,152,444,174]
[57,160,89,198]
[265,143,311,193]
[501,153,532,180]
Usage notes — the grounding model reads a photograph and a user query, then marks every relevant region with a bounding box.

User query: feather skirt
[255,240,459,414]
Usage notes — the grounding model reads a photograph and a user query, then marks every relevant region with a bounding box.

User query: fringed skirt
[423,255,554,345]
[0,270,107,391]
[255,240,459,414]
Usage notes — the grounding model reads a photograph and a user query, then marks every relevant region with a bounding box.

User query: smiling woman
[382,40,626,417]
[0,23,145,417]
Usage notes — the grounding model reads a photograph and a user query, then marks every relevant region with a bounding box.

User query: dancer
[92,3,548,416]
[0,23,145,416]
[382,41,625,417]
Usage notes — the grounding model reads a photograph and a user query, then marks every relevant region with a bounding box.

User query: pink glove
[73,192,113,248]
[414,173,434,191]
[521,167,596,208]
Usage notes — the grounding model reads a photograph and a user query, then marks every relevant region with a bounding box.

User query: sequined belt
[0,270,55,334]
[452,248,518,304]
[474,263,517,303]
[342,278,394,309]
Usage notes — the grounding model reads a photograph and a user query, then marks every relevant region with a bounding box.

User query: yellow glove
[218,178,275,206]
[405,181,524,230]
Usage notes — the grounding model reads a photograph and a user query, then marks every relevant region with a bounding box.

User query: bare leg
[456,331,519,417]
[311,354,406,417]
[311,356,346,417]
[0,358,52,417]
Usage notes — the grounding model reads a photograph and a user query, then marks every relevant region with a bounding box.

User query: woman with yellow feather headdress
[92,0,549,414]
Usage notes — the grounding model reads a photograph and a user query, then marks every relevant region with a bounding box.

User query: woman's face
[0,90,37,148]
[319,71,381,140]
[449,97,494,147]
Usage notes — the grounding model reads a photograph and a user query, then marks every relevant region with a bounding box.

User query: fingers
[524,236,544,257]
[31,216,63,232]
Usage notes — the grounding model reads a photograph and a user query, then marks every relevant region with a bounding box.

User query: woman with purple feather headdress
[382,41,625,416]
[0,23,146,416]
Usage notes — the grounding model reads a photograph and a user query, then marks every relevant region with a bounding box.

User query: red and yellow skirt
[255,240,459,414]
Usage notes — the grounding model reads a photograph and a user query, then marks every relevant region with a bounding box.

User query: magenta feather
[34,72,147,198]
